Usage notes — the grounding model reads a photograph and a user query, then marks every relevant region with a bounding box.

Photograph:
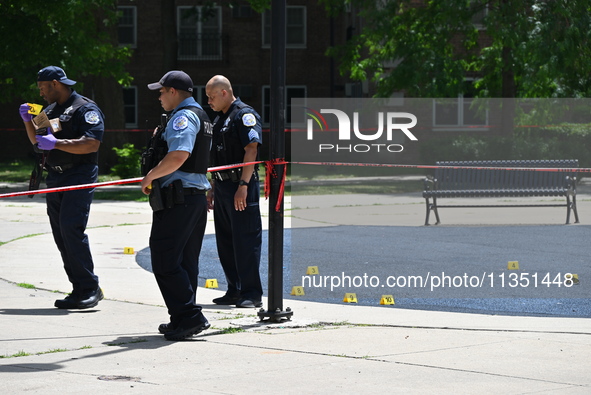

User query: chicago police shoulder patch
[242,113,256,127]
[84,111,100,125]
[173,115,189,131]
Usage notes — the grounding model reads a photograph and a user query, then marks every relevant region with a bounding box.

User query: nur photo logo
[304,106,418,154]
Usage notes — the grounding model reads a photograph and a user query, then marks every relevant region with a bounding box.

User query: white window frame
[117,6,137,48]
[470,1,488,30]
[433,96,489,131]
[122,86,138,129]
[192,85,206,104]
[262,6,306,49]
[178,6,222,60]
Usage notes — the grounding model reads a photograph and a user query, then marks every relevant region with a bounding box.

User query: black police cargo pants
[213,178,263,301]
[150,193,208,326]
[45,164,99,293]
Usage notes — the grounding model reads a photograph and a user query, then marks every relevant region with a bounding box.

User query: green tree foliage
[322,0,591,98]
[110,143,141,178]
[0,0,132,103]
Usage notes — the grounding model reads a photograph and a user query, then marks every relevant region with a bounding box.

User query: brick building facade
[1,1,500,172]
[2,1,357,171]
[118,0,355,162]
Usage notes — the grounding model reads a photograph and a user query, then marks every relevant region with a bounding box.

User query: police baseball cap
[37,66,76,86]
[148,70,194,92]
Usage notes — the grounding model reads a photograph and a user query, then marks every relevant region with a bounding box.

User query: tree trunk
[500,45,516,136]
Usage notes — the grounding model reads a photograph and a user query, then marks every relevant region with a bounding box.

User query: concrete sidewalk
[0,190,590,394]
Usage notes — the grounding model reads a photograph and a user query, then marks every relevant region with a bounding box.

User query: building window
[262,86,307,126]
[262,6,306,48]
[178,6,222,60]
[433,82,488,130]
[117,6,137,47]
[192,85,207,105]
[191,86,211,120]
[122,86,137,128]
[470,1,488,29]
[232,3,253,18]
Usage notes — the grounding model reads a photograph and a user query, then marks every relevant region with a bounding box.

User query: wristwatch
[238,180,249,186]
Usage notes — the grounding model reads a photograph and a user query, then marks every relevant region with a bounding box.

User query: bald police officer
[206,75,263,308]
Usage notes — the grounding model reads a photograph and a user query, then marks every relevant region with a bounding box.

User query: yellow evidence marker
[343,293,358,303]
[306,266,319,275]
[380,295,395,305]
[123,247,134,254]
[507,261,519,270]
[27,103,43,115]
[290,286,305,296]
[205,279,219,288]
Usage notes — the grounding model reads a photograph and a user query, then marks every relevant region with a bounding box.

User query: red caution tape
[265,159,288,212]
[0,177,143,199]
[1,160,587,200]
[291,161,589,173]
[0,161,265,199]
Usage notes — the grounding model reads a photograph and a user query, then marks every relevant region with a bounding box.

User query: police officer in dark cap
[205,75,263,308]
[18,66,105,309]
[142,70,212,340]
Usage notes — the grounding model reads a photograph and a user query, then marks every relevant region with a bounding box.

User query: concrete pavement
[0,183,590,394]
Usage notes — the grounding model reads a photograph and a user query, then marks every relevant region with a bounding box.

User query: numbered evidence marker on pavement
[507,261,519,270]
[380,295,395,305]
[123,247,135,254]
[306,266,319,275]
[205,279,219,289]
[291,286,305,296]
[343,293,358,303]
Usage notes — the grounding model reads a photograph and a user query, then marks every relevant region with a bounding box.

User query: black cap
[37,66,76,86]
[148,70,193,92]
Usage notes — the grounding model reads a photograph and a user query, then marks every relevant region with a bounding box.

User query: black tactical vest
[44,93,102,167]
[141,106,212,175]
[211,101,256,166]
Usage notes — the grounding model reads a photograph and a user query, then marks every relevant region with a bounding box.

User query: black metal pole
[258,0,292,322]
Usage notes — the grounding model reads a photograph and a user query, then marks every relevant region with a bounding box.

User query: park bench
[422,159,579,225]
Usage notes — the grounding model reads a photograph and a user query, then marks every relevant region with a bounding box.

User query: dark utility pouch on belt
[162,179,185,209]
[151,179,186,211]
[163,184,174,209]
[149,179,164,212]
[172,179,185,205]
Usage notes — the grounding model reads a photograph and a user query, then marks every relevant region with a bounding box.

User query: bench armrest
[424,175,436,191]
[565,175,577,191]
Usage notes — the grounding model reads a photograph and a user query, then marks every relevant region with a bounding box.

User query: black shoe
[54,288,104,309]
[54,292,80,309]
[158,323,175,334]
[164,318,210,341]
[78,288,104,308]
[236,298,263,308]
[212,293,240,305]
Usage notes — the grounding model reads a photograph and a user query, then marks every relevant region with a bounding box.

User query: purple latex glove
[36,129,57,150]
[19,103,34,122]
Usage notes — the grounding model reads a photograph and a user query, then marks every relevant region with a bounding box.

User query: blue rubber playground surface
[138,225,591,318]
